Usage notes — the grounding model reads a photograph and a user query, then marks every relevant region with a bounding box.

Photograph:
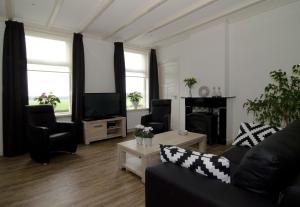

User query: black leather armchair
[141,99,171,134]
[26,105,78,164]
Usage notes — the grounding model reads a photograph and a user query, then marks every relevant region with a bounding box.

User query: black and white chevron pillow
[160,145,230,183]
[232,122,281,148]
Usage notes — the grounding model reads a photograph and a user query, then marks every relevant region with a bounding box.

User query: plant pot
[188,88,192,97]
[132,101,139,109]
[143,138,152,147]
[136,136,143,145]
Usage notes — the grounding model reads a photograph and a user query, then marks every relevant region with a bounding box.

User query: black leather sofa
[145,120,300,207]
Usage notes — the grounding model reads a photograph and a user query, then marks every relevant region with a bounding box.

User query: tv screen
[84,93,121,120]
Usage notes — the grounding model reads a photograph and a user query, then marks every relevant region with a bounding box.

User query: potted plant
[134,125,144,145]
[184,77,197,97]
[243,64,300,127]
[128,91,143,109]
[141,126,154,147]
[34,92,61,107]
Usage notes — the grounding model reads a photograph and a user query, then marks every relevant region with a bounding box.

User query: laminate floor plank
[0,133,228,207]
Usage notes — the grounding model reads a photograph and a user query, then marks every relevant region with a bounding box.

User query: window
[125,49,149,110]
[26,34,71,114]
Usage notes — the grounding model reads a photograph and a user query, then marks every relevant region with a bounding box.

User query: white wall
[157,1,300,143]
[0,22,4,155]
[228,1,300,141]
[83,37,147,131]
[158,23,227,132]
[84,37,115,93]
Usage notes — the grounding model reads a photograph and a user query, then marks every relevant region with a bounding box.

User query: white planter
[132,101,139,109]
[143,138,152,147]
[136,136,143,145]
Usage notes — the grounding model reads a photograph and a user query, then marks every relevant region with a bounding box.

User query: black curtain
[71,33,85,142]
[149,49,159,111]
[114,42,127,118]
[2,21,28,156]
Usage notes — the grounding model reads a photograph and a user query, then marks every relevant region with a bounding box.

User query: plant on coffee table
[134,125,144,145]
[141,127,154,147]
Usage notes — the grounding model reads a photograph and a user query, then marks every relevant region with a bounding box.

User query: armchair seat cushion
[49,132,71,140]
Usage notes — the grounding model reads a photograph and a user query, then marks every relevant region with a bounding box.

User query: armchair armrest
[141,114,152,125]
[163,114,171,131]
[27,125,50,163]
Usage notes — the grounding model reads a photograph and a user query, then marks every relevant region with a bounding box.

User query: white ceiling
[0,0,298,47]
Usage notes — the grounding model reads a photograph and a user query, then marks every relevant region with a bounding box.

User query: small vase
[188,88,192,97]
[143,138,152,147]
[136,136,143,145]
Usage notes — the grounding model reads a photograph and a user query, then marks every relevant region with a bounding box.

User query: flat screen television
[84,93,121,120]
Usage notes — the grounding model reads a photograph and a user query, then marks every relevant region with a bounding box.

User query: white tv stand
[83,116,126,145]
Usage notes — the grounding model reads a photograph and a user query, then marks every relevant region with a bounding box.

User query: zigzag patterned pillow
[160,145,231,183]
[232,122,281,148]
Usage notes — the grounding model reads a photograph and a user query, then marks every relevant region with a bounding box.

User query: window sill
[55,112,71,117]
[127,108,149,112]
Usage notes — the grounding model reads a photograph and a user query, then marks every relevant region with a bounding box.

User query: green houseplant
[128,91,143,109]
[34,92,61,106]
[184,77,197,97]
[134,124,144,145]
[243,64,300,127]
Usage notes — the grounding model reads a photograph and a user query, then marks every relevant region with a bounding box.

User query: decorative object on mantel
[199,86,210,97]
[128,91,142,109]
[134,125,144,145]
[244,64,300,127]
[216,86,222,97]
[34,92,60,107]
[184,77,197,97]
[211,86,218,97]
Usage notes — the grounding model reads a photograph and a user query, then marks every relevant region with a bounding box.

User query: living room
[0,0,300,206]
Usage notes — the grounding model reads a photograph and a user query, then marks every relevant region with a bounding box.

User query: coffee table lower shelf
[122,154,143,177]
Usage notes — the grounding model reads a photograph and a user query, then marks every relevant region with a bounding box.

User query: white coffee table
[117,131,207,183]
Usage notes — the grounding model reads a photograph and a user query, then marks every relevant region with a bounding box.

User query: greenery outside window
[25,33,71,114]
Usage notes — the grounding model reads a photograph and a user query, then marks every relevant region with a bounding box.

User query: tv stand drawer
[83,117,126,145]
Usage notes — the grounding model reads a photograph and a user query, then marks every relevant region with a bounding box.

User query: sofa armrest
[146,163,274,207]
[141,114,152,125]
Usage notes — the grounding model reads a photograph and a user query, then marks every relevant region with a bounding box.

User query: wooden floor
[0,133,229,207]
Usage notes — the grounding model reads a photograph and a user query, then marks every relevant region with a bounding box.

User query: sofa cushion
[232,122,281,148]
[232,120,300,199]
[146,163,275,207]
[278,172,300,207]
[160,145,231,183]
[222,146,249,165]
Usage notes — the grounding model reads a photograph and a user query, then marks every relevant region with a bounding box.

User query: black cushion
[232,120,300,199]
[26,105,57,132]
[147,122,164,131]
[146,163,274,207]
[222,146,249,165]
[151,99,171,122]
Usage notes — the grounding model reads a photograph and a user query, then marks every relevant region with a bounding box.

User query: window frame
[124,47,149,110]
[25,31,73,116]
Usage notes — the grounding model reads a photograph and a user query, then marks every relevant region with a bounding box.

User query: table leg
[199,136,207,153]
[141,157,148,183]
[118,146,126,170]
